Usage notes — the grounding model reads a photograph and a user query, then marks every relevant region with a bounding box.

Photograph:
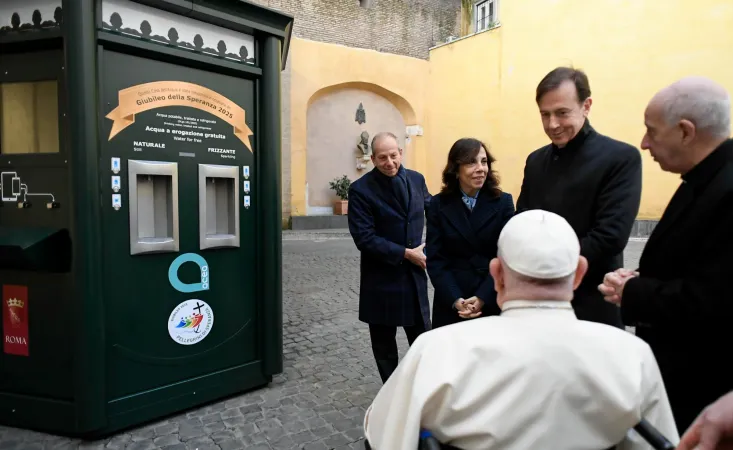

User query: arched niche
[305,82,416,215]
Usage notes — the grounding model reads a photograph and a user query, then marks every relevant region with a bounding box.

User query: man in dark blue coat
[348,131,432,383]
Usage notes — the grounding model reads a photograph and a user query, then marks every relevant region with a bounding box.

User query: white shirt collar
[500,300,576,318]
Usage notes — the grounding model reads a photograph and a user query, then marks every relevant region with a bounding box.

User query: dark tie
[392,175,409,211]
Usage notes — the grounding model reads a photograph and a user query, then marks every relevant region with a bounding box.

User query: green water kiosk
[0,0,290,437]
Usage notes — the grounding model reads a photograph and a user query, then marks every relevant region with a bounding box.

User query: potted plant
[329,175,351,215]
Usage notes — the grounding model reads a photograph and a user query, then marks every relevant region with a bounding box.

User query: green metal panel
[98,48,263,430]
[0,0,291,437]
[259,36,284,376]
[0,44,79,432]
[65,0,108,433]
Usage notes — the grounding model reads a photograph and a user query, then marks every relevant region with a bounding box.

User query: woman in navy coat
[426,138,515,328]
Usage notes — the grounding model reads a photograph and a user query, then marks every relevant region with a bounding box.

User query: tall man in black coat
[347,132,432,384]
[599,76,733,433]
[516,67,642,328]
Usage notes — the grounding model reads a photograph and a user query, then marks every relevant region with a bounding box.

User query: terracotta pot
[333,200,348,215]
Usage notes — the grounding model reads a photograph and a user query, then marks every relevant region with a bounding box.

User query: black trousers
[368,321,426,383]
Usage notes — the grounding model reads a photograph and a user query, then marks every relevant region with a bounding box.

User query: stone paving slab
[0,239,645,449]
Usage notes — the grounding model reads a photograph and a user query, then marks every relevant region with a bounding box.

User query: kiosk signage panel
[99,51,259,414]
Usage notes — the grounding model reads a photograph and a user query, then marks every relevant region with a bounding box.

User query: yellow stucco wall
[427,0,733,219]
[288,1,733,220]
[288,37,429,217]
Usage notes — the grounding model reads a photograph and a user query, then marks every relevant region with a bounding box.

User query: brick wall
[251,0,461,59]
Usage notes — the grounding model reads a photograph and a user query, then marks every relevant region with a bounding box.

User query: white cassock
[363,300,679,449]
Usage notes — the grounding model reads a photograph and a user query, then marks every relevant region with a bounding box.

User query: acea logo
[168,253,209,293]
[167,253,214,345]
[167,299,214,345]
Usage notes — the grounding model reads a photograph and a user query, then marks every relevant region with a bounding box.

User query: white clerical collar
[500,300,575,317]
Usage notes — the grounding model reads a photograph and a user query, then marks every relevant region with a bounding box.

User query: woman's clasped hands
[455,296,484,319]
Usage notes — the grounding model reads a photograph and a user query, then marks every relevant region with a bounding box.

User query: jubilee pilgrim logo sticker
[168,299,214,345]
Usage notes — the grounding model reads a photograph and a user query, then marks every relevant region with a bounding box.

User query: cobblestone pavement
[0,236,646,450]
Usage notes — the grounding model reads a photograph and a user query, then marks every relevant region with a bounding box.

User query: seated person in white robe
[363,209,679,449]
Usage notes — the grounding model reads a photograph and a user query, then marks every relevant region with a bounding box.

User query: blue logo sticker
[168,253,210,293]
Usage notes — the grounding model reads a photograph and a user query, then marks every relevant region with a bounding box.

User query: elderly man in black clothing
[516,67,642,328]
[600,76,733,433]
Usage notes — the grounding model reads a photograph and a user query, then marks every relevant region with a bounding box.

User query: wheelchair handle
[419,430,458,450]
[369,420,676,450]
[634,419,675,450]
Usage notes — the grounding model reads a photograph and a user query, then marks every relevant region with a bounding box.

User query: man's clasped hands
[598,268,640,305]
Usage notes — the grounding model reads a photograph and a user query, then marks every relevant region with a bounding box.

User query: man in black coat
[516,67,642,328]
[599,76,733,433]
[347,131,432,384]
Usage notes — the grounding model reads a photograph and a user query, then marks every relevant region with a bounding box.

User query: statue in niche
[356,131,371,170]
[355,102,366,124]
[357,131,370,156]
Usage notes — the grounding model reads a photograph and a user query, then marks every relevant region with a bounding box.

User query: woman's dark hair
[440,138,501,198]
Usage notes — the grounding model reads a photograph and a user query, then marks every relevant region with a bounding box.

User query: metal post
[258,35,284,376]
[63,0,106,432]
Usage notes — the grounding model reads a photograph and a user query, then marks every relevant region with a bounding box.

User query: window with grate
[475,0,498,32]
